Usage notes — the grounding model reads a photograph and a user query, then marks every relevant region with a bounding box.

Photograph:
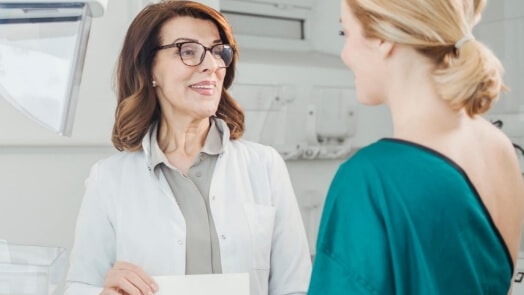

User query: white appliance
[0,0,107,136]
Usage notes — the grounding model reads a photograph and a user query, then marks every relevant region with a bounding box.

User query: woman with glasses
[65,1,311,294]
[308,0,524,294]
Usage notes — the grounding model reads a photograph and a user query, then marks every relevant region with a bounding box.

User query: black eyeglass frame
[153,41,234,68]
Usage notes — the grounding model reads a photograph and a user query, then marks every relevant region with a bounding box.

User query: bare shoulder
[473,117,524,260]
[471,117,524,204]
[478,117,524,204]
[477,117,520,165]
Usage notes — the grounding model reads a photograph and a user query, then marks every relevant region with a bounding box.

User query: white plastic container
[0,242,67,295]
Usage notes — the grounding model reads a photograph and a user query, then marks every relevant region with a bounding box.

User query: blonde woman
[309,0,524,294]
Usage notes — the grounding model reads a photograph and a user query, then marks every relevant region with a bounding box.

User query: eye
[179,48,196,58]
[339,30,345,36]
[211,45,224,58]
[178,43,199,58]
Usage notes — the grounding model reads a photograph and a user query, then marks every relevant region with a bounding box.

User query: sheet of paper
[153,273,249,295]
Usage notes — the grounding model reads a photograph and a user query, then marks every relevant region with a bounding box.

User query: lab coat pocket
[244,203,276,270]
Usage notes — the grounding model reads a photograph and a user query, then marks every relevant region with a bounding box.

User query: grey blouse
[150,118,227,274]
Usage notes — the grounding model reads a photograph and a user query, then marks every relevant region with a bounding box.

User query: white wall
[0,147,113,248]
[478,0,524,150]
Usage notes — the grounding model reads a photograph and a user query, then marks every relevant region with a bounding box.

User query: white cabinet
[222,0,314,10]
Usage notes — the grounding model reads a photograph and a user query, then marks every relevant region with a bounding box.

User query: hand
[100,261,159,295]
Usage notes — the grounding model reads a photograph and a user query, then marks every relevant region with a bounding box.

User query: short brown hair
[112,0,244,151]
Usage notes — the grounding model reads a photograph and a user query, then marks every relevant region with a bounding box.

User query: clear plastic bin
[0,242,67,295]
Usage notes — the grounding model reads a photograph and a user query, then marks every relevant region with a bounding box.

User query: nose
[199,49,220,72]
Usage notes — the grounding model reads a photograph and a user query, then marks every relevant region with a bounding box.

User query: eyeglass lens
[178,42,233,67]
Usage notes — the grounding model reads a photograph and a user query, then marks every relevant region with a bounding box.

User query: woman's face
[152,16,226,121]
[339,0,386,105]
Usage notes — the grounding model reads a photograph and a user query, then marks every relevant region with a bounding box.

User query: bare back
[423,117,524,263]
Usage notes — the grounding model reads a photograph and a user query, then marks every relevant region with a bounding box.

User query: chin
[356,92,383,106]
[205,106,220,118]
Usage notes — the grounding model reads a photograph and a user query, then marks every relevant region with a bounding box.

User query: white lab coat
[65,126,311,295]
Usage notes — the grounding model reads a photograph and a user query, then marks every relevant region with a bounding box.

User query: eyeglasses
[154,41,234,68]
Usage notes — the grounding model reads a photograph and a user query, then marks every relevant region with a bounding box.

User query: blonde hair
[346,0,507,116]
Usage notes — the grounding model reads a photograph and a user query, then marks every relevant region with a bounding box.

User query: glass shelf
[0,241,67,295]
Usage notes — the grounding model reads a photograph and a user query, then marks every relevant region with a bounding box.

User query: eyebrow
[171,37,197,43]
[169,38,223,44]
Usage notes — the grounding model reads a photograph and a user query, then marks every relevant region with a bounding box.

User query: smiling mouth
[190,85,214,89]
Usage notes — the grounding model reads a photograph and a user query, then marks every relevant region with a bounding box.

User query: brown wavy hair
[346,0,507,117]
[112,0,244,151]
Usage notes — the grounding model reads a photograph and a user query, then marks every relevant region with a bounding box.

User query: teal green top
[309,138,513,295]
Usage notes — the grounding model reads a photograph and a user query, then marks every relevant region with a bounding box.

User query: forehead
[159,16,221,43]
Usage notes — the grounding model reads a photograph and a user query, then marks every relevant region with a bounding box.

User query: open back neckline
[380,137,514,273]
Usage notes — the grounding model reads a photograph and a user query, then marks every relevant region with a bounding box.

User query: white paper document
[153,273,249,295]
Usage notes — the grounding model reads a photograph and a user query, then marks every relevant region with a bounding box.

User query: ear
[377,39,394,59]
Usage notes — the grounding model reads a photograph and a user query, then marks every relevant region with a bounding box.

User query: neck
[158,116,210,156]
[384,48,465,140]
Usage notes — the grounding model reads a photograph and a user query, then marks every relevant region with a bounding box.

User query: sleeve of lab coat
[266,147,312,295]
[64,161,115,295]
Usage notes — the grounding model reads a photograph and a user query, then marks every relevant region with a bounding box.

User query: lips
[189,81,216,95]
[190,81,216,88]
[190,85,214,89]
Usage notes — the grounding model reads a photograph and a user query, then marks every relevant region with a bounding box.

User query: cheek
[340,41,355,70]
[216,70,226,92]
[218,69,227,83]
[355,76,384,105]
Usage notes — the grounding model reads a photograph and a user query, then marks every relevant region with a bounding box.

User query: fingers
[106,272,147,295]
[114,261,159,293]
[103,261,159,295]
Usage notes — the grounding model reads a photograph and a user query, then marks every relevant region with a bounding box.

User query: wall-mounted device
[220,0,314,51]
[0,0,107,136]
